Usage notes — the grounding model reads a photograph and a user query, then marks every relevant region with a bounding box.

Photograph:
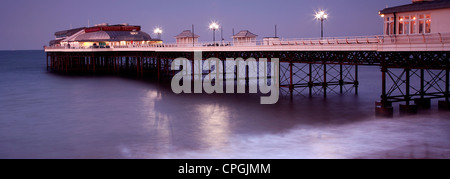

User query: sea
[0,50,449,159]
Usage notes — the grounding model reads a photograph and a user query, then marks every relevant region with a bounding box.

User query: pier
[45,33,450,116]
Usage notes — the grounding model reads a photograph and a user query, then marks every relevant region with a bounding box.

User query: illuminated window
[405,21,410,34]
[384,16,394,35]
[419,20,424,33]
[390,22,394,35]
[397,15,419,34]
[425,20,431,33]
[419,14,431,34]
[386,22,390,35]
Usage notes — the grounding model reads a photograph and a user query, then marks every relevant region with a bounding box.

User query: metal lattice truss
[46,51,449,104]
[278,62,358,98]
[384,68,448,103]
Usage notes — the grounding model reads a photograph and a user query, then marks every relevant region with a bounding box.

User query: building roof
[74,31,152,42]
[85,25,141,33]
[55,27,86,37]
[233,30,258,38]
[175,30,200,38]
[49,39,63,46]
[380,0,450,14]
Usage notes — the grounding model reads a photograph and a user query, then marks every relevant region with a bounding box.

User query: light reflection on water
[0,51,449,159]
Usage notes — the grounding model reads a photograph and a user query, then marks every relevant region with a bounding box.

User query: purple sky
[0,0,411,50]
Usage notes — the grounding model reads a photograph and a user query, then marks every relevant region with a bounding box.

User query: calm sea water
[0,50,449,159]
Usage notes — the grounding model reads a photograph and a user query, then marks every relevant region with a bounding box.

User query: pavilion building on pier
[379,0,450,35]
[49,23,161,48]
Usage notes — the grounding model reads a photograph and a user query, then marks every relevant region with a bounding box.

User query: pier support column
[137,56,140,77]
[355,64,359,95]
[92,55,96,73]
[323,63,327,98]
[439,101,450,110]
[375,101,393,117]
[414,98,431,109]
[339,64,343,94]
[114,56,117,73]
[376,65,394,117]
[141,57,144,77]
[415,69,429,109]
[439,69,450,110]
[308,63,313,97]
[289,61,293,99]
[46,54,49,71]
[414,69,431,109]
[399,68,418,115]
[157,55,161,82]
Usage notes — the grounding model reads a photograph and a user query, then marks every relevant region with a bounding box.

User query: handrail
[44,33,450,50]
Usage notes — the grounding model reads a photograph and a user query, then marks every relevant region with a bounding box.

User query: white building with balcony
[379,0,450,35]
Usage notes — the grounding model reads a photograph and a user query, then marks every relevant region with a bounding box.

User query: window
[399,21,404,34]
[425,20,431,33]
[386,22,390,35]
[419,20,424,33]
[384,16,394,35]
[390,22,394,35]
[399,16,404,34]
[398,15,420,34]
[419,14,431,34]
[405,21,410,34]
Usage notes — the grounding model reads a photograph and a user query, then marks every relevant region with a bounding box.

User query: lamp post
[209,22,219,44]
[315,11,328,39]
[153,27,163,40]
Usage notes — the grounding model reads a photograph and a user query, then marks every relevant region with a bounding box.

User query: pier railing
[44,33,450,51]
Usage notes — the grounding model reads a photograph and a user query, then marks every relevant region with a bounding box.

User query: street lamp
[315,11,328,39]
[153,27,163,40]
[209,22,220,44]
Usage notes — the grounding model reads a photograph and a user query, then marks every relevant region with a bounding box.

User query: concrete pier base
[414,98,431,109]
[438,101,450,111]
[375,101,393,117]
[399,104,418,115]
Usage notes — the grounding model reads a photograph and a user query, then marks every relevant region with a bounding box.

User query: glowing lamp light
[153,28,163,34]
[209,22,220,43]
[315,10,328,39]
[315,11,328,20]
[209,22,219,30]
[315,14,322,19]
[153,27,163,40]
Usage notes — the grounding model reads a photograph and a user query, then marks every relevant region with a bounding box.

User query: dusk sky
[0,0,411,50]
